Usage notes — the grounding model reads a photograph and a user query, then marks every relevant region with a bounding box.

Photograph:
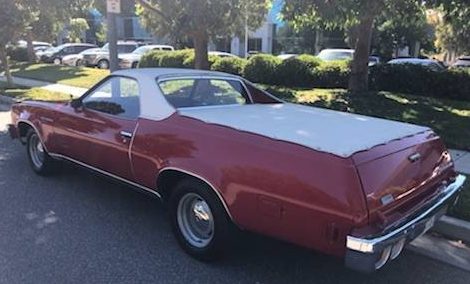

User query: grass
[262,86,470,151]
[0,82,69,101]
[449,176,470,222]
[9,63,108,88]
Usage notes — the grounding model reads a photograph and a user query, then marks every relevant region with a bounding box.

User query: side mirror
[70,98,82,109]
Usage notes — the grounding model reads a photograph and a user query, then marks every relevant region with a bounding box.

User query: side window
[82,77,140,119]
[158,78,248,108]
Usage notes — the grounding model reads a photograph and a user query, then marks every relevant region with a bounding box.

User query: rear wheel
[97,59,109,69]
[169,179,231,261]
[53,58,61,65]
[26,129,55,175]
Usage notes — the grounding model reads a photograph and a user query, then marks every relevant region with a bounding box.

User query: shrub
[244,54,282,85]
[211,57,247,76]
[7,46,29,62]
[276,54,321,87]
[312,60,351,88]
[139,49,194,68]
[370,64,470,101]
[182,53,220,69]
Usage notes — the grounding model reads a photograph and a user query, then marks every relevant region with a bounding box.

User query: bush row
[140,50,470,101]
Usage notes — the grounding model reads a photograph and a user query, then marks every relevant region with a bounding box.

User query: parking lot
[0,105,469,283]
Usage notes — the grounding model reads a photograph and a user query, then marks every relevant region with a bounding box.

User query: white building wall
[230,19,275,57]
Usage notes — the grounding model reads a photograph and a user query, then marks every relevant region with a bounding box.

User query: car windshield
[318,50,354,61]
[132,46,152,55]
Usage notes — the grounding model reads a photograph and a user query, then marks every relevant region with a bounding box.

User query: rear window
[158,78,249,108]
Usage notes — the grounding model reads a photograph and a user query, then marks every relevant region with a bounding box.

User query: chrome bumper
[345,174,466,272]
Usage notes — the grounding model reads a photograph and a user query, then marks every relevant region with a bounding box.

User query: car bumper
[345,174,466,273]
[119,61,133,69]
[8,124,18,139]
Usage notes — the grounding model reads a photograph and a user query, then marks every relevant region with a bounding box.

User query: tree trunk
[348,16,375,93]
[26,29,36,63]
[0,45,13,87]
[193,33,209,70]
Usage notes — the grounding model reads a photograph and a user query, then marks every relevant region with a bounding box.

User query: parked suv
[82,41,143,69]
[38,43,97,64]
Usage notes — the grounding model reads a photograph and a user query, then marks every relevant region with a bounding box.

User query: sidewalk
[450,150,470,175]
[0,75,88,97]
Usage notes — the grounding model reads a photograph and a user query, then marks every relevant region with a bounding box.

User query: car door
[57,76,141,181]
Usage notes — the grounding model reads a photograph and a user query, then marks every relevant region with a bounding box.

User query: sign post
[107,0,120,72]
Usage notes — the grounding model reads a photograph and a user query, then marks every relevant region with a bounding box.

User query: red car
[8,69,466,272]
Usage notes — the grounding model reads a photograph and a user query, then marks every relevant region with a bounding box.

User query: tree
[136,0,270,69]
[68,18,90,43]
[20,0,94,62]
[284,0,434,92]
[0,0,27,87]
[428,1,470,54]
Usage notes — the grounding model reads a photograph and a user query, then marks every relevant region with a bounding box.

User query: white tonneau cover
[178,103,430,158]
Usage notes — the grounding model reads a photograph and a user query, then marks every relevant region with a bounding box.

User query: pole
[107,7,119,72]
[244,6,249,58]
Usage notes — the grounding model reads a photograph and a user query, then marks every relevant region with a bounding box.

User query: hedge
[211,57,246,76]
[139,50,470,101]
[370,64,470,101]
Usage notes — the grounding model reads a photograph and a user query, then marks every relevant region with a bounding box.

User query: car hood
[178,103,430,158]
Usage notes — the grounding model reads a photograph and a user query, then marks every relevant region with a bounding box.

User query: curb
[0,94,19,106]
[434,216,470,244]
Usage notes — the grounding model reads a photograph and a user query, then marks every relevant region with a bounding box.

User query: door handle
[120,131,133,139]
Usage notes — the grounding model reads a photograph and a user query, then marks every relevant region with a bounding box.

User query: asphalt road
[1,104,469,283]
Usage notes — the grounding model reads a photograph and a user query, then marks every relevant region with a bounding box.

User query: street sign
[107,0,121,14]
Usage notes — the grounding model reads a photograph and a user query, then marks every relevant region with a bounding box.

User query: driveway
[0,105,469,283]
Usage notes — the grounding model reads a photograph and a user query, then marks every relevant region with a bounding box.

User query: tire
[97,59,109,69]
[75,59,82,67]
[131,62,139,69]
[169,179,231,261]
[53,58,62,65]
[26,129,55,175]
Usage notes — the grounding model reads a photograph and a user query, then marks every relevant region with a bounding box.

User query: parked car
[368,56,381,66]
[387,58,446,72]
[277,54,299,60]
[38,43,97,64]
[452,56,470,68]
[82,41,143,69]
[62,48,102,67]
[318,49,354,61]
[119,45,175,69]
[208,51,239,58]
[8,69,465,273]
[17,40,52,53]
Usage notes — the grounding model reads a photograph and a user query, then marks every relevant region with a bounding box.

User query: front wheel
[97,59,109,69]
[53,58,61,65]
[169,179,231,261]
[26,129,55,175]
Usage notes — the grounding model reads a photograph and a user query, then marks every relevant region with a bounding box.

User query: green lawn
[0,82,69,101]
[263,86,470,151]
[9,63,108,88]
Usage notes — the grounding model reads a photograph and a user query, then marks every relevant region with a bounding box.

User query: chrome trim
[49,153,161,199]
[120,130,133,139]
[128,122,139,178]
[346,174,466,253]
[157,167,234,221]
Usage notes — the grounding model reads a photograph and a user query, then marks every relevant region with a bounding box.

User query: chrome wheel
[98,60,109,69]
[28,134,45,169]
[53,58,61,65]
[177,193,214,248]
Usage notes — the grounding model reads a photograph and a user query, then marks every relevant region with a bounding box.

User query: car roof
[388,58,437,64]
[320,49,354,53]
[113,68,239,80]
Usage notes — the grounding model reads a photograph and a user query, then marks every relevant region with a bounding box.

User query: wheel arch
[156,167,234,222]
[17,120,41,145]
